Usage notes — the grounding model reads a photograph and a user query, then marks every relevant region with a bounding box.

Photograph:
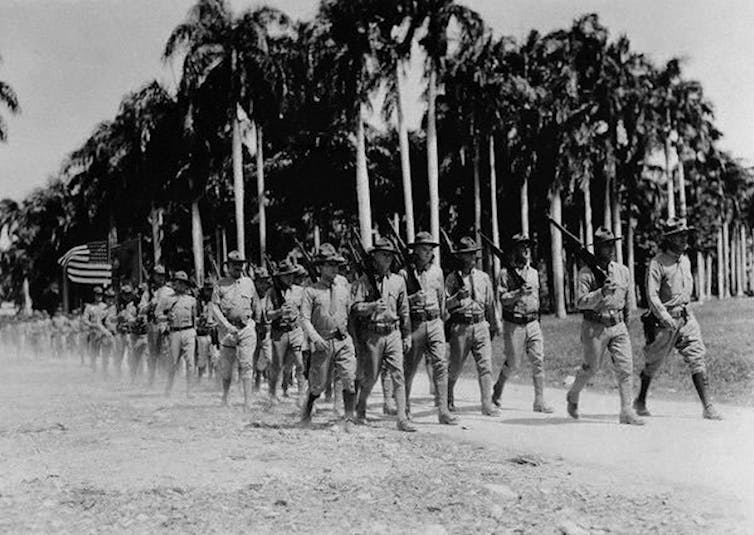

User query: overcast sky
[1,0,752,201]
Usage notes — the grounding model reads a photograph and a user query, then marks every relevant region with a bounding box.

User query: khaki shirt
[147,285,175,322]
[165,293,197,329]
[497,264,540,315]
[212,276,257,327]
[446,268,497,326]
[83,302,108,331]
[103,304,118,333]
[401,263,445,316]
[576,261,634,320]
[301,277,352,339]
[352,272,410,338]
[646,251,693,324]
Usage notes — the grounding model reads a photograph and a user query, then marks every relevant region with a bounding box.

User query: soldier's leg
[302,343,332,423]
[527,322,552,413]
[269,334,289,403]
[114,335,126,377]
[470,322,497,416]
[447,323,471,411]
[146,328,159,387]
[165,332,181,396]
[608,325,644,425]
[493,322,525,406]
[183,330,196,396]
[196,335,210,381]
[677,315,721,420]
[333,338,357,430]
[382,330,414,431]
[403,327,425,417]
[236,326,258,411]
[130,335,146,383]
[635,324,680,415]
[100,337,112,379]
[381,366,395,415]
[355,333,383,421]
[218,343,237,406]
[567,321,606,418]
[88,334,98,372]
[425,318,455,424]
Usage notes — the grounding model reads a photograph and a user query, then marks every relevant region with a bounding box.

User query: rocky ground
[0,355,750,534]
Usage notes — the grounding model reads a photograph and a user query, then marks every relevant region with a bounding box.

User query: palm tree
[415,0,483,254]
[164,0,289,260]
[0,54,19,142]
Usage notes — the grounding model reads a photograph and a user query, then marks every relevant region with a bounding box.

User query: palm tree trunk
[489,135,500,278]
[611,174,623,265]
[396,61,415,242]
[738,224,745,296]
[716,227,724,298]
[549,185,566,318]
[232,112,245,258]
[427,65,440,261]
[665,141,676,219]
[520,175,529,235]
[191,200,204,285]
[150,205,164,267]
[473,137,481,246]
[355,106,373,248]
[255,120,266,264]
[603,174,612,229]
[677,155,687,218]
[22,277,32,315]
[722,222,730,297]
[626,216,637,309]
[583,180,594,253]
[313,223,321,249]
[696,250,705,301]
[108,212,118,251]
[705,252,713,298]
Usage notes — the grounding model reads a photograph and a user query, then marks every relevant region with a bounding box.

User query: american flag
[57,241,112,286]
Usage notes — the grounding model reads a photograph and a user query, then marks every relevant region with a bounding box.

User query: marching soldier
[492,233,553,413]
[51,305,68,359]
[161,271,197,397]
[82,286,109,373]
[195,280,218,382]
[268,260,307,407]
[143,266,174,387]
[566,227,644,425]
[634,219,723,420]
[401,231,457,425]
[445,236,499,416]
[100,287,119,378]
[127,284,150,382]
[113,284,135,378]
[253,266,274,396]
[212,251,258,411]
[299,243,357,429]
[352,238,415,432]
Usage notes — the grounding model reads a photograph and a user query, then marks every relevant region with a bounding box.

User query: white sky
[0,0,752,200]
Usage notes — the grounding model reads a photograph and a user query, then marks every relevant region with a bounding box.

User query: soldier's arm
[483,275,499,332]
[576,268,603,310]
[397,278,411,339]
[351,277,377,317]
[623,268,636,322]
[300,288,322,343]
[646,260,674,326]
[210,285,235,331]
[437,269,446,318]
[445,273,463,311]
[497,269,520,307]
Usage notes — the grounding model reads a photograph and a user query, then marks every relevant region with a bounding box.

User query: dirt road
[0,357,750,533]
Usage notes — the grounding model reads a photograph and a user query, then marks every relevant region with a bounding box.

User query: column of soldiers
[0,216,723,430]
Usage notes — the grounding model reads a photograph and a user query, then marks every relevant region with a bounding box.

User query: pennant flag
[58,241,112,286]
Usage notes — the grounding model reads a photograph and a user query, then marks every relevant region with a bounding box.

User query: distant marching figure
[566,227,644,425]
[634,218,723,420]
[82,286,108,373]
[161,271,197,398]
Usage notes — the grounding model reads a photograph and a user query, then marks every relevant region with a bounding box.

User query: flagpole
[62,266,69,313]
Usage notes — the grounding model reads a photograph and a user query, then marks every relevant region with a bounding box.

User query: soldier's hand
[313,335,328,352]
[601,280,618,296]
[409,291,426,307]
[456,287,470,300]
[402,337,411,354]
[518,284,534,295]
[373,299,388,314]
[662,316,678,330]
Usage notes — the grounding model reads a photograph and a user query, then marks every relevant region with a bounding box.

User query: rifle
[264,254,286,307]
[384,218,421,294]
[478,232,528,288]
[293,237,318,282]
[348,229,380,298]
[547,216,608,285]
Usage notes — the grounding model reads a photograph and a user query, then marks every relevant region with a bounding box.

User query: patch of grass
[462,298,754,406]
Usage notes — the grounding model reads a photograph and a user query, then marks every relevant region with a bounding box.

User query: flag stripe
[68,274,111,285]
[60,240,112,285]
[66,267,112,278]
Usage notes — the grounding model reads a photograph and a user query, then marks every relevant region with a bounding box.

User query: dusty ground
[0,348,751,533]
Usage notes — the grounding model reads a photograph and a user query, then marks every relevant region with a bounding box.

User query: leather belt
[410,309,441,323]
[667,305,689,319]
[170,325,195,333]
[272,321,297,333]
[502,310,538,325]
[583,310,623,327]
[450,312,485,325]
[323,329,348,341]
[367,322,398,335]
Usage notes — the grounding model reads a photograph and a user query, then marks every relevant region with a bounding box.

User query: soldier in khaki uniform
[126,284,150,383]
[160,271,197,397]
[352,238,415,432]
[268,260,307,406]
[100,288,119,379]
[252,266,273,394]
[299,244,357,430]
[634,219,722,420]
[401,231,457,425]
[212,251,258,411]
[195,280,218,382]
[566,227,644,425]
[113,284,135,378]
[492,233,553,413]
[82,286,109,372]
[142,266,174,386]
[445,236,499,416]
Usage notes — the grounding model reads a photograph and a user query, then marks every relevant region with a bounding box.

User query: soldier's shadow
[501,414,615,426]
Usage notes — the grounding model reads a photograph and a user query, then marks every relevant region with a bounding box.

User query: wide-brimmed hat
[662,218,695,237]
[120,283,134,294]
[253,266,272,280]
[202,279,214,289]
[453,236,480,254]
[368,237,398,255]
[172,271,195,286]
[591,227,621,246]
[224,250,248,264]
[275,259,299,276]
[510,233,535,247]
[103,287,116,298]
[93,286,103,295]
[153,265,166,275]
[408,231,439,249]
[313,243,346,265]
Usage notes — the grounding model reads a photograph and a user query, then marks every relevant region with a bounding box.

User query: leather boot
[566,390,579,419]
[393,382,416,432]
[300,392,317,426]
[480,375,500,416]
[492,372,506,407]
[692,372,723,420]
[333,378,343,417]
[447,380,456,412]
[382,371,397,415]
[435,375,458,425]
[633,371,652,416]
[618,379,644,425]
[532,375,554,413]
